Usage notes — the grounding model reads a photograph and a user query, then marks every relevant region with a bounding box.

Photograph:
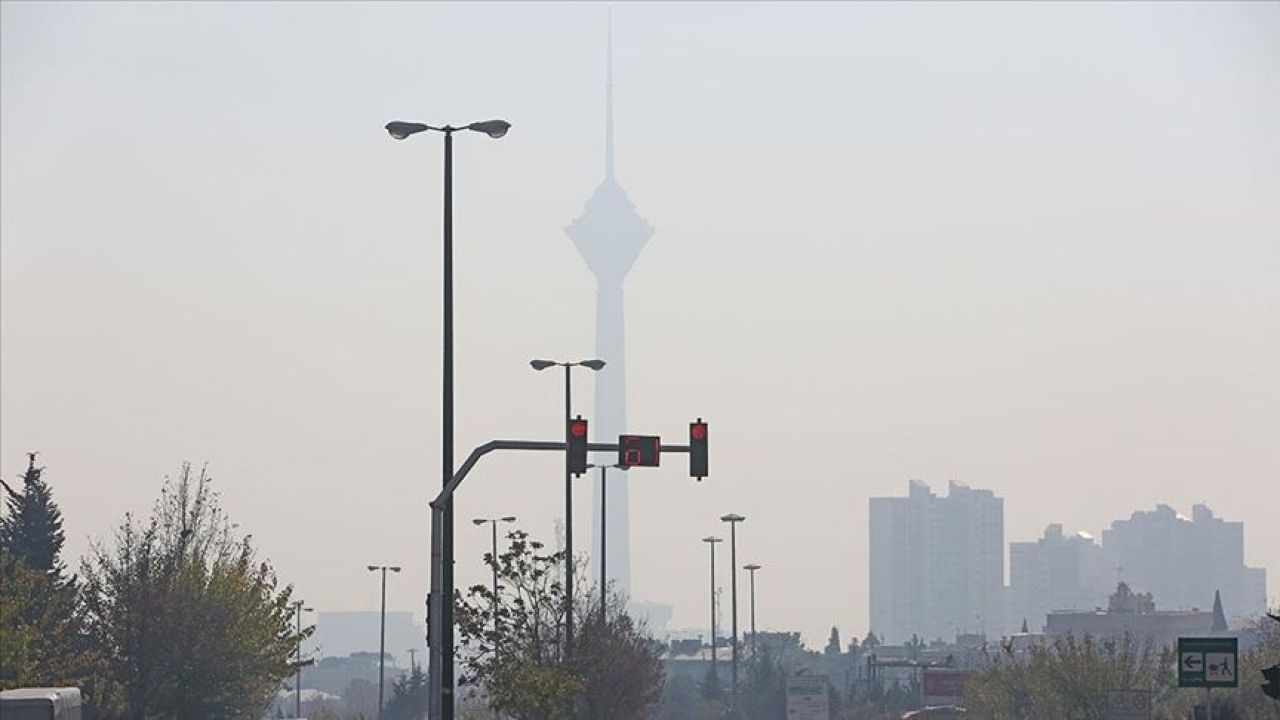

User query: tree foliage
[79,463,307,718]
[1,453,67,577]
[455,529,664,720]
[962,633,1173,719]
[0,455,100,693]
[383,663,429,720]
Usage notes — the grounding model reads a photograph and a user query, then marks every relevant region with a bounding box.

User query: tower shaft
[592,280,630,596]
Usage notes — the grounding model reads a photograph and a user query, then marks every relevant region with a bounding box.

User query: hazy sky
[2,1,1277,647]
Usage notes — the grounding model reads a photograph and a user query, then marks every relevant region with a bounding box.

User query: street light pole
[294,602,313,719]
[585,463,625,622]
[721,514,746,705]
[530,358,605,652]
[743,564,761,658]
[472,520,516,645]
[385,117,509,720]
[703,536,723,696]
[367,565,401,719]
[473,517,514,719]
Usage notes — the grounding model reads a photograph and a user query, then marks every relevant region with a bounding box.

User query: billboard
[921,668,973,705]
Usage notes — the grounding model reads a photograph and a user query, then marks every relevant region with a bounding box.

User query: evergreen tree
[824,626,842,656]
[0,453,66,577]
[382,663,428,720]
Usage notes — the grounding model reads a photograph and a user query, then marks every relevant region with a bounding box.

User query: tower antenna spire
[605,7,615,182]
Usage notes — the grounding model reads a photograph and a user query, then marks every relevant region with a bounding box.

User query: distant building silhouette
[1101,503,1267,624]
[307,611,422,669]
[567,16,653,598]
[1006,524,1107,634]
[869,480,1004,644]
[1046,582,1214,647]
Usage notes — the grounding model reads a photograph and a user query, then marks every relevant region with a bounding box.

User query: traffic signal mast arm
[426,433,704,719]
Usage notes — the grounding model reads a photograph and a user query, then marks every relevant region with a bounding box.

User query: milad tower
[566,22,652,600]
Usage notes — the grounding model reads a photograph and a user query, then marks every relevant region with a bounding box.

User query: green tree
[962,633,1173,719]
[1,453,66,577]
[0,454,100,693]
[79,463,307,718]
[383,663,428,720]
[455,530,664,720]
[825,626,842,656]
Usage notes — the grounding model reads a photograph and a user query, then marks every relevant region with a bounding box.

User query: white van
[0,688,82,720]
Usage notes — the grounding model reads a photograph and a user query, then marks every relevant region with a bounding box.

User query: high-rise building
[869,480,1004,644]
[1101,503,1267,625]
[1006,524,1107,633]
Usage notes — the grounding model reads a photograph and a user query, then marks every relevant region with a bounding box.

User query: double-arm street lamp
[472,517,517,644]
[293,602,314,719]
[743,563,762,658]
[385,116,509,720]
[530,358,606,649]
[584,462,626,621]
[720,513,746,704]
[702,535,723,694]
[367,565,402,719]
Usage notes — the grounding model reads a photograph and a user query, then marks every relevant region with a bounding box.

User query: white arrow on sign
[1182,653,1203,671]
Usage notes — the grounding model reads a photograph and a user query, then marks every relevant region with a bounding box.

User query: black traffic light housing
[567,416,588,476]
[1263,664,1280,700]
[618,435,661,468]
[689,419,708,480]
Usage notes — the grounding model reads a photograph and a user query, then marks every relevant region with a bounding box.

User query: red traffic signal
[690,419,708,480]
[618,435,661,468]
[567,416,588,475]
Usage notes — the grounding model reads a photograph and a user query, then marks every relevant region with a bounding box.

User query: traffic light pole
[427,439,694,719]
[564,366,575,654]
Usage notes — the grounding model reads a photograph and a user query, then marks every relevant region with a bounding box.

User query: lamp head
[702,536,722,544]
[472,518,488,526]
[367,565,379,571]
[721,513,746,523]
[467,119,511,138]
[501,516,517,523]
[579,359,607,371]
[744,563,762,571]
[529,359,557,371]
[389,566,402,573]
[385,121,430,140]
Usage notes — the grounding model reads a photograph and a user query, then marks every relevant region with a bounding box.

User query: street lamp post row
[703,515,753,708]
[530,358,605,652]
[385,116,510,720]
[367,565,402,720]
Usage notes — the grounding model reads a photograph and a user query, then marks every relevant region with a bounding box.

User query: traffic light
[1263,664,1280,700]
[689,419,708,480]
[618,435,661,468]
[567,416,588,475]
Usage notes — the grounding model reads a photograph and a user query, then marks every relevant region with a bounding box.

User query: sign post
[785,675,829,720]
[1178,637,1238,720]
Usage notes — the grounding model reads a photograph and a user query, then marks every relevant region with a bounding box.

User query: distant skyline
[2,1,1277,647]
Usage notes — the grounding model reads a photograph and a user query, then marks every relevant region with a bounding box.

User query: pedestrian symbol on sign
[1206,653,1234,683]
